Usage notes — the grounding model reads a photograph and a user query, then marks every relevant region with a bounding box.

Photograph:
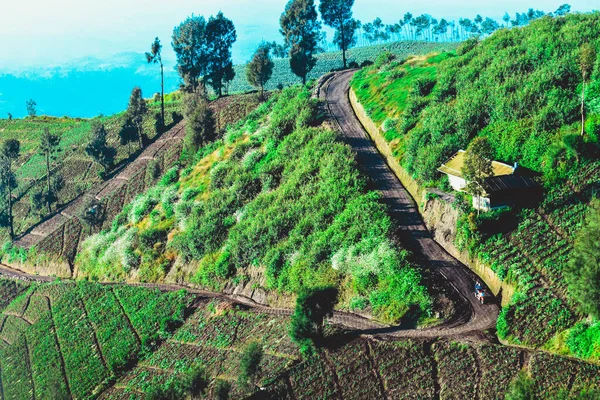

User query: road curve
[321,70,499,336]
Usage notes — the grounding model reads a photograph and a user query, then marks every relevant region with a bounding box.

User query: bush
[375,51,396,68]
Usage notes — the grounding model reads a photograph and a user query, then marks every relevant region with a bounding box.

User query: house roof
[437,150,515,179]
[481,175,540,195]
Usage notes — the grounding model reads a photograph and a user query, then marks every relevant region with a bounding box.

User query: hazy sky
[1,0,597,69]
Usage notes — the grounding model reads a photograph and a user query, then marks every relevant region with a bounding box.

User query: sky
[1,0,598,71]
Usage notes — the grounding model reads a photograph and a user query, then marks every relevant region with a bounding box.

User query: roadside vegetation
[351,11,600,359]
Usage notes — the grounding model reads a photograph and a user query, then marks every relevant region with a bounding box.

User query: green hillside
[351,12,600,357]
[76,86,433,325]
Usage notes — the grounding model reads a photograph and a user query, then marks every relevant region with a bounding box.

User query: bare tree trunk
[8,185,13,239]
[581,76,586,136]
[46,152,52,213]
[160,61,165,129]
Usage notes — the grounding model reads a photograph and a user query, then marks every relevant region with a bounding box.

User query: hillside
[74,86,436,325]
[1,278,600,399]
[0,93,262,266]
[350,12,600,359]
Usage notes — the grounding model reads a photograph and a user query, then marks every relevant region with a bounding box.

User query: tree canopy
[319,0,357,69]
[172,13,236,95]
[289,286,339,354]
[246,43,274,98]
[280,0,323,84]
[565,202,600,320]
[85,122,116,173]
[126,86,148,148]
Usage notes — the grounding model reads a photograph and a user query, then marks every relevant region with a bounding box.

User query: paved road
[321,70,499,336]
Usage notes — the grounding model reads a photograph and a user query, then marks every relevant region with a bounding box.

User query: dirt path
[320,70,499,336]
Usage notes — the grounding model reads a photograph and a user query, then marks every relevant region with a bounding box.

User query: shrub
[375,51,396,68]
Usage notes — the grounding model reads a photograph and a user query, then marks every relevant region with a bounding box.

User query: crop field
[102,299,300,399]
[228,41,458,94]
[0,93,261,248]
[0,281,195,400]
[2,280,600,399]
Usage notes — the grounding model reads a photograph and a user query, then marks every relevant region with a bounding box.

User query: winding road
[0,70,499,340]
[320,70,499,336]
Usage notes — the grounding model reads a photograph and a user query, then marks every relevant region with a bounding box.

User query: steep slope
[350,12,600,356]
[75,87,432,325]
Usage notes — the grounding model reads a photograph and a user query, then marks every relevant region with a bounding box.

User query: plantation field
[0,281,194,400]
[0,93,261,248]
[228,41,458,94]
[1,279,600,399]
[350,13,600,356]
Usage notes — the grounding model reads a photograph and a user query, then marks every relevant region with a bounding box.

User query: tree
[85,122,116,174]
[505,372,536,400]
[579,43,596,136]
[205,12,237,97]
[502,12,511,27]
[182,87,215,163]
[39,127,61,213]
[26,99,36,118]
[555,4,571,16]
[238,342,263,389]
[78,198,104,235]
[119,117,138,157]
[462,137,493,215]
[246,43,274,99]
[0,140,19,238]
[145,37,165,128]
[565,201,600,319]
[172,15,208,90]
[289,286,339,354]
[319,0,357,69]
[127,87,148,149]
[7,113,12,121]
[280,0,323,85]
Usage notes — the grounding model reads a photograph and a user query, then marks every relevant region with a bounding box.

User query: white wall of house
[448,175,467,191]
[473,196,492,212]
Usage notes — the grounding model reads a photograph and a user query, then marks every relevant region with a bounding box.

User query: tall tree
[502,12,511,27]
[289,286,339,354]
[246,43,274,99]
[280,0,323,85]
[462,137,493,215]
[0,140,20,238]
[555,4,571,16]
[579,43,596,136]
[205,12,237,97]
[127,87,148,148]
[85,122,116,174]
[39,127,60,213]
[26,99,36,118]
[565,201,600,319]
[119,117,138,157]
[145,37,165,128]
[319,0,357,69]
[172,15,208,90]
[182,87,215,163]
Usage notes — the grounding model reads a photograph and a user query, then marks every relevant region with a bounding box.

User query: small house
[438,150,540,211]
